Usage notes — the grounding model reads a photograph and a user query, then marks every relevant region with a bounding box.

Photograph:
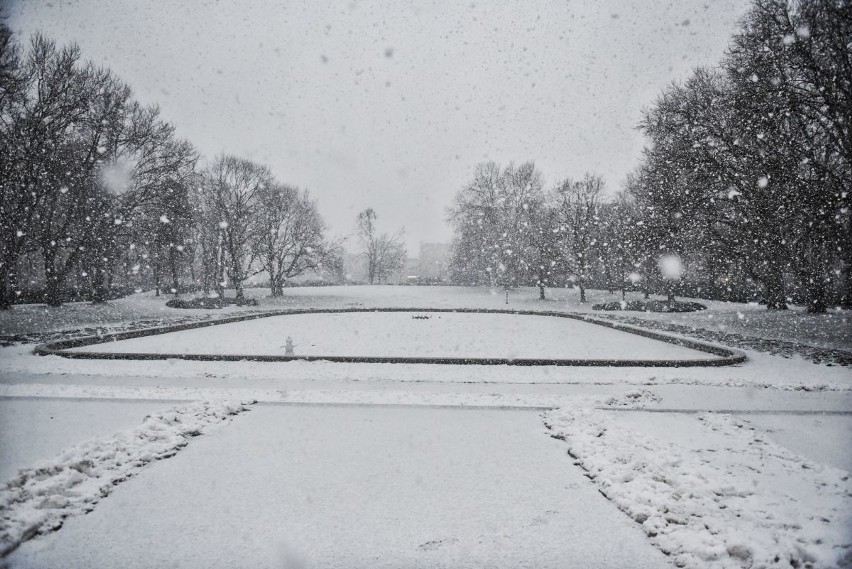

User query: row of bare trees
[0,27,336,308]
[0,28,198,307]
[448,162,637,302]
[195,155,337,300]
[449,0,850,312]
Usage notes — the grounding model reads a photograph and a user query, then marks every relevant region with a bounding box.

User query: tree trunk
[804,239,828,314]
[763,270,787,310]
[270,272,283,297]
[0,274,11,310]
[169,246,180,296]
[604,261,613,294]
[841,263,852,309]
[91,257,109,304]
[45,268,64,307]
[43,246,65,307]
[806,277,827,313]
[232,258,244,299]
[215,239,225,299]
[643,257,653,299]
[539,283,546,300]
[579,280,586,303]
[0,250,16,310]
[153,260,160,297]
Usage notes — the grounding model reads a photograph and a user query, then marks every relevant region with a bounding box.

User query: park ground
[0,285,850,569]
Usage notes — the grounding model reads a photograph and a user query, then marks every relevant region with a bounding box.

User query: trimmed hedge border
[33,308,747,367]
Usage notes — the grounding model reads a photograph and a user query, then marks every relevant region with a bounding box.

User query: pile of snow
[544,399,852,569]
[601,389,662,408]
[0,400,253,557]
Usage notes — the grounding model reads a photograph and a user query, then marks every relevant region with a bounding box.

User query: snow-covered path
[7,406,670,569]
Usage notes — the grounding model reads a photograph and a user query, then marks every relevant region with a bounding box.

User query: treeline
[448,0,850,312]
[448,162,640,303]
[631,0,850,312]
[0,26,337,309]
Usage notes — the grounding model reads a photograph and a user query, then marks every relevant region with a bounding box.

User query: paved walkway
[9,406,670,569]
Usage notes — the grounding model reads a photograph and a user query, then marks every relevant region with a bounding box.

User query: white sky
[5,0,749,254]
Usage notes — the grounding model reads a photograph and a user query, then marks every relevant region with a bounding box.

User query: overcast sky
[5,0,750,254]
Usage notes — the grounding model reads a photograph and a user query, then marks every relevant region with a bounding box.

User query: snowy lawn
[7,405,669,569]
[71,310,718,361]
[0,294,252,337]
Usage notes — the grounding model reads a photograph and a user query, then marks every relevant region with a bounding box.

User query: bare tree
[88,106,199,302]
[356,208,406,284]
[0,24,26,308]
[525,195,564,300]
[0,35,93,306]
[25,40,136,306]
[555,173,605,303]
[253,183,333,295]
[201,155,270,299]
[447,161,544,292]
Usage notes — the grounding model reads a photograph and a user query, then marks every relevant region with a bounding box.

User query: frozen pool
[70,311,718,361]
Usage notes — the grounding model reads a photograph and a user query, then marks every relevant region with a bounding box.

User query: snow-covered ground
[0,401,251,558]
[1,285,850,567]
[546,392,852,569]
[7,406,669,569]
[0,399,170,481]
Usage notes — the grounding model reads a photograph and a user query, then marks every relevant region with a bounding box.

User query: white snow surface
[0,400,252,557]
[0,399,169,481]
[1,285,850,567]
[72,310,716,360]
[7,406,669,569]
[545,393,852,569]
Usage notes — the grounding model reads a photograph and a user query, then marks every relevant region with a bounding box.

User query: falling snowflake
[658,255,683,280]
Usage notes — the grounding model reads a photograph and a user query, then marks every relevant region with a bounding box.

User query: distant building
[417,242,450,283]
[343,253,368,283]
